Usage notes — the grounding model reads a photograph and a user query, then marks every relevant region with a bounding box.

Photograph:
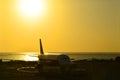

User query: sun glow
[17,0,47,20]
[24,55,38,61]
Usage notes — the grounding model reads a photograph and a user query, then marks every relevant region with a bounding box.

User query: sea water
[0,52,120,61]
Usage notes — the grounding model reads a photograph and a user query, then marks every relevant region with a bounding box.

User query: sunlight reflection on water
[0,52,120,61]
[0,52,39,61]
[0,52,62,61]
[24,55,39,61]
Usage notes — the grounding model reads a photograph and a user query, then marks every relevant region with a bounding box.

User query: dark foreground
[0,59,120,80]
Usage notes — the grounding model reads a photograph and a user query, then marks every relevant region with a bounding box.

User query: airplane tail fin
[39,39,44,55]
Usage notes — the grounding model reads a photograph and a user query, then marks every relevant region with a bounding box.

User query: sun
[17,0,47,20]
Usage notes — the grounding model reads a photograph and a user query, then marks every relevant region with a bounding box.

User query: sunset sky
[0,0,120,52]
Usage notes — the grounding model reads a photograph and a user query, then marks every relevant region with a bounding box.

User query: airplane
[36,39,73,74]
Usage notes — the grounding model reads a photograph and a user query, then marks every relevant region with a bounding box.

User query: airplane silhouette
[36,39,73,74]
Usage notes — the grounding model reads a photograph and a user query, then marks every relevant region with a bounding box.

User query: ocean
[0,52,120,61]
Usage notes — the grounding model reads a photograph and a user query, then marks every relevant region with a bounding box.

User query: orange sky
[0,0,120,52]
